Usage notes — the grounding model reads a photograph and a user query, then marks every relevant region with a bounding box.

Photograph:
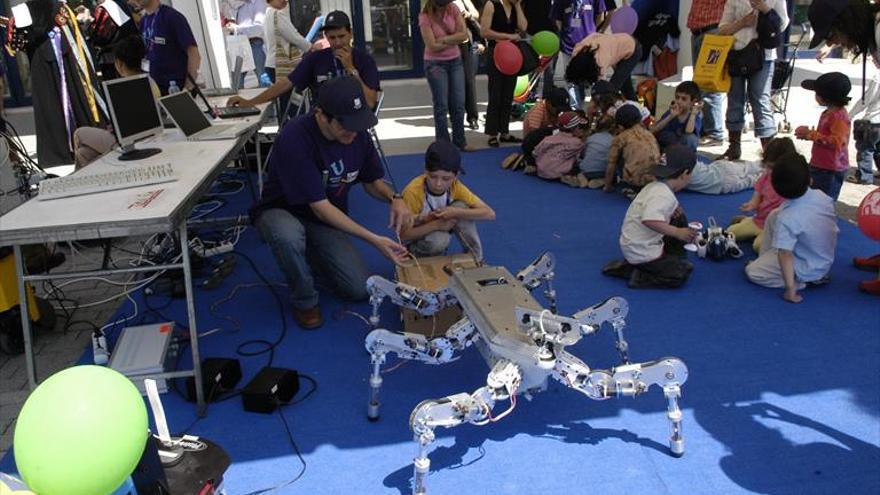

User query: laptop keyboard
[215,106,261,119]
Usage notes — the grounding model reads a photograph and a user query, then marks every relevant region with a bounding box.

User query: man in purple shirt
[552,0,613,104]
[228,11,380,111]
[131,0,201,94]
[251,77,411,329]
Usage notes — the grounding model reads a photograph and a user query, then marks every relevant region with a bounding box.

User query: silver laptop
[202,56,243,97]
[159,91,254,141]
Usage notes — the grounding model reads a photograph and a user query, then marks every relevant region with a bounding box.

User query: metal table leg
[179,225,206,415]
[13,245,37,389]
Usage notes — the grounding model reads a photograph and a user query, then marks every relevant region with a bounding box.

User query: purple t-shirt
[140,5,197,93]
[287,47,380,98]
[251,112,384,223]
[657,108,703,139]
[552,0,607,55]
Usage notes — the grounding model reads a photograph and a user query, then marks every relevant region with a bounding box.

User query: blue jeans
[727,60,776,138]
[425,58,467,148]
[242,38,267,87]
[856,125,880,182]
[610,41,642,101]
[657,131,699,152]
[255,209,370,310]
[691,29,725,140]
[809,167,846,201]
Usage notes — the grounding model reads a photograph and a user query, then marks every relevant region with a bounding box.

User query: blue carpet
[4,148,879,494]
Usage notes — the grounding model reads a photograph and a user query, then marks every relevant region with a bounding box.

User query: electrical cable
[240,374,317,495]
[230,251,288,368]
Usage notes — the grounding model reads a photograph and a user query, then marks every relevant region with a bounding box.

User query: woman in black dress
[480,0,528,147]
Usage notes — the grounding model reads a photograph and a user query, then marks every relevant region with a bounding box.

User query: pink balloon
[609,6,639,35]
[857,188,880,241]
[493,40,523,76]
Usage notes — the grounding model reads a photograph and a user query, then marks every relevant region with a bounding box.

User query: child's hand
[431,207,458,220]
[794,125,812,139]
[675,227,698,243]
[783,287,802,303]
[691,101,703,115]
[436,218,458,231]
[739,199,758,212]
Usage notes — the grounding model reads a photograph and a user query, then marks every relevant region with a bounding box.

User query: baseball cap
[651,145,696,179]
[425,140,464,174]
[322,10,352,30]
[801,72,851,103]
[614,104,642,128]
[316,76,378,132]
[590,80,617,98]
[807,0,849,49]
[547,87,572,111]
[558,111,585,130]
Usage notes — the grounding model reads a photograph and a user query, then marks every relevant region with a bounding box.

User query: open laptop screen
[160,92,213,137]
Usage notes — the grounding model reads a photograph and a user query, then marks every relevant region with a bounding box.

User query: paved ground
[1,62,876,459]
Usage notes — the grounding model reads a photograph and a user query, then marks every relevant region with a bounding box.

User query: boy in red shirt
[795,72,852,200]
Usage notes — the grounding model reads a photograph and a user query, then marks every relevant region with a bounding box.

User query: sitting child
[588,81,652,127]
[522,87,572,139]
[531,112,590,179]
[726,137,797,251]
[603,104,660,196]
[400,141,496,261]
[650,81,702,152]
[602,145,698,289]
[503,88,575,171]
[745,152,839,303]
[795,72,852,200]
[561,114,615,188]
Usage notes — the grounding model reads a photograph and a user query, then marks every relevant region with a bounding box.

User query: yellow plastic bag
[694,34,735,93]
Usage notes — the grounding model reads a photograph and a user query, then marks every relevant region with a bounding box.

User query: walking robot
[364,252,689,494]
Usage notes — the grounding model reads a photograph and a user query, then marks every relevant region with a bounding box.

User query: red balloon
[493,40,523,76]
[857,187,880,241]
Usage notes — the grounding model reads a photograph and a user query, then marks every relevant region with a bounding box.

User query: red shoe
[853,254,880,271]
[859,279,880,295]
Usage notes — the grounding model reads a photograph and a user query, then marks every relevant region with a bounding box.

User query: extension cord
[192,241,234,258]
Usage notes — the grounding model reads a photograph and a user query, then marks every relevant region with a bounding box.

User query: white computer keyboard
[38,162,177,201]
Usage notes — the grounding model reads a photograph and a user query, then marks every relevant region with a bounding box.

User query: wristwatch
[348,68,360,77]
[392,193,403,201]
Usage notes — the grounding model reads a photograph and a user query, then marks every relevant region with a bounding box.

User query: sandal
[488,136,500,147]
[499,134,522,143]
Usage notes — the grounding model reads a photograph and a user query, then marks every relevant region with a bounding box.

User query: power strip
[191,241,234,258]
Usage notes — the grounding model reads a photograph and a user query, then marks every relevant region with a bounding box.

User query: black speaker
[241,367,300,414]
[185,358,242,402]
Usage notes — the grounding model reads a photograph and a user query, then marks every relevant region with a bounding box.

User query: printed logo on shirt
[329,159,345,177]
[154,36,166,45]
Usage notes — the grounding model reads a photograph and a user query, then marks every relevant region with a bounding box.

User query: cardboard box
[396,254,478,337]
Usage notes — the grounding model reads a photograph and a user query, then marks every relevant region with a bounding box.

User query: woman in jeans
[420,0,473,151]
[717,0,789,160]
[264,0,311,123]
[481,0,528,147]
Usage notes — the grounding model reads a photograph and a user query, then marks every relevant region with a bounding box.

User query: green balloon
[514,75,530,98]
[14,366,148,495]
[531,30,560,57]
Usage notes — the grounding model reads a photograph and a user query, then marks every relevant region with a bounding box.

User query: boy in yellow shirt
[400,141,496,261]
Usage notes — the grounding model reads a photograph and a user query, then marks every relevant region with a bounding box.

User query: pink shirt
[753,170,783,228]
[419,5,462,61]
[572,33,636,71]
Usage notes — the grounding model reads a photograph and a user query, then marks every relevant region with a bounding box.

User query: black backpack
[517,40,539,76]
